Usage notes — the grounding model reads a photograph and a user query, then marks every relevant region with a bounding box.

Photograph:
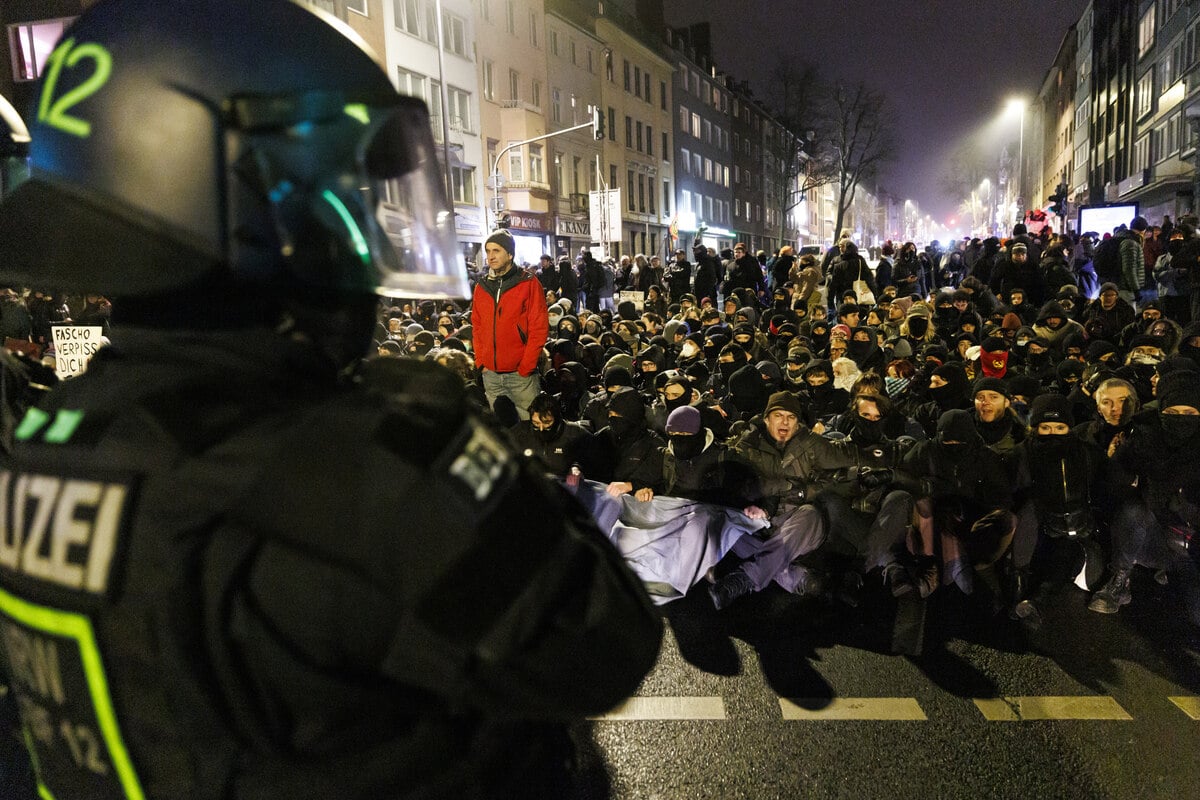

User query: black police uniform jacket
[0,328,661,800]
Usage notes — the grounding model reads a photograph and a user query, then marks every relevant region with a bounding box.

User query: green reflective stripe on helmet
[343,103,370,125]
[43,410,84,444]
[0,588,145,800]
[321,190,371,265]
[15,408,51,441]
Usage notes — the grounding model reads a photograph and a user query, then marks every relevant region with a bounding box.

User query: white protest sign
[618,290,644,311]
[51,325,105,379]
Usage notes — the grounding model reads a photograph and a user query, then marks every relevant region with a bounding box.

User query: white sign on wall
[588,189,622,247]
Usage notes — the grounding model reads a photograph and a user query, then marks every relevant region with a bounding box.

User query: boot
[708,569,754,611]
[1010,568,1044,628]
[883,562,915,598]
[1087,568,1132,614]
[912,555,939,599]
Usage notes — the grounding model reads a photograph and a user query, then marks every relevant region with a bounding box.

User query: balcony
[570,193,590,213]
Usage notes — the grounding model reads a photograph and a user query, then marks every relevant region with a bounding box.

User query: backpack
[1092,235,1122,284]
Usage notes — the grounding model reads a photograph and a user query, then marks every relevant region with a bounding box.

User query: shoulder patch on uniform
[444,420,514,502]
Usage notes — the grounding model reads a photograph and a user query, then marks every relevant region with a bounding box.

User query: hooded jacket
[471,267,550,376]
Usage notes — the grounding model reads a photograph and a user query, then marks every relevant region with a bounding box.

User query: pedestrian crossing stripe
[974,696,1132,721]
[1168,697,1200,720]
[591,696,726,720]
[780,698,927,721]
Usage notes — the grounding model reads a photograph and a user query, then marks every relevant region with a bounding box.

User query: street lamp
[1006,98,1026,226]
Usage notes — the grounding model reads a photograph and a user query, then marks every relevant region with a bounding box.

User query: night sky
[663,0,1092,222]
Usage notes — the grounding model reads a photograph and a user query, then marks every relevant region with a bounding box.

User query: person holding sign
[0,2,661,798]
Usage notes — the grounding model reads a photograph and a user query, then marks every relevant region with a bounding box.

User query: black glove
[860,468,893,489]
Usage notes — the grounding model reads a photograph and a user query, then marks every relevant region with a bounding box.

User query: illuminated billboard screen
[1078,204,1139,236]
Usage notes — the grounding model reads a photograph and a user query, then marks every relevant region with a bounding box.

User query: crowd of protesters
[369,216,1200,632]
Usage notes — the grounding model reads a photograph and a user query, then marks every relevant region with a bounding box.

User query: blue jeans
[481,369,541,420]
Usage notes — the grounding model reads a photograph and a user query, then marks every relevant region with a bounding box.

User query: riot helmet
[0,0,468,302]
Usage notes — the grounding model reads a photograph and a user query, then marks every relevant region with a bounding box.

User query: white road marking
[591,696,727,720]
[779,697,927,721]
[974,696,1132,721]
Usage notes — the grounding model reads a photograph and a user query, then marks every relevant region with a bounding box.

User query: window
[446,86,472,132]
[529,11,538,47]
[1133,135,1150,171]
[1166,112,1181,156]
[551,87,561,123]
[704,158,712,182]
[479,0,491,22]
[679,105,690,134]
[624,59,632,92]
[605,49,613,81]
[634,66,642,98]
[644,74,651,102]
[1161,0,1183,24]
[663,180,671,215]
[638,174,645,212]
[1160,48,1175,90]
[649,177,656,214]
[346,0,368,15]
[609,164,617,190]
[628,170,636,211]
[681,189,691,214]
[451,166,475,204]
[646,126,653,157]
[692,152,702,177]
[530,80,541,109]
[483,60,495,100]
[396,67,428,104]
[1137,70,1154,118]
[549,28,559,56]
[9,17,74,81]
[608,107,616,141]
[569,39,576,65]
[691,112,701,138]
[662,132,669,160]
[625,116,633,148]
[441,11,467,56]
[681,148,691,174]
[395,0,420,35]
[508,69,520,101]
[508,144,524,181]
[636,121,643,152]
[529,144,544,184]
[703,119,712,144]
[588,49,595,73]
[1138,6,1156,59]
[505,0,515,34]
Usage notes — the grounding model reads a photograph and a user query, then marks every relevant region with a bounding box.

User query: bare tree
[826,82,898,240]
[763,62,838,245]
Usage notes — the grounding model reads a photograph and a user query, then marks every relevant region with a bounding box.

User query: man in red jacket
[472,229,550,418]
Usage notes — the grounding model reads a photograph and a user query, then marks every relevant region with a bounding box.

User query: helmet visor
[359,98,469,299]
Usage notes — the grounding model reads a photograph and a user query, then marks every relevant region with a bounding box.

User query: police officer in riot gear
[0,2,661,798]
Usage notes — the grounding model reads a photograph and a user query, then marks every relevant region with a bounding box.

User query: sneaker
[883,563,914,598]
[708,569,754,610]
[1087,569,1132,614]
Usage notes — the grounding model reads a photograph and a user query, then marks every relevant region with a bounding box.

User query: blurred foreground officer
[0,2,660,798]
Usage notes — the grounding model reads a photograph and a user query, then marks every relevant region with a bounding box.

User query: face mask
[908,319,929,337]
[1180,344,1200,363]
[664,393,690,414]
[1016,338,1030,347]
[1028,350,1049,366]
[608,415,640,440]
[885,376,910,396]
[680,343,700,360]
[670,432,706,460]
[535,418,564,442]
[718,361,740,381]
[1130,352,1163,366]
[1161,415,1200,441]
[854,416,885,444]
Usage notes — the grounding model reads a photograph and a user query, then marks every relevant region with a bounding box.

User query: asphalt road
[574,567,1200,800]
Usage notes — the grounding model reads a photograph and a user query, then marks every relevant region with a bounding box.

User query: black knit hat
[485,229,516,255]
[972,376,1009,398]
[1029,394,1074,428]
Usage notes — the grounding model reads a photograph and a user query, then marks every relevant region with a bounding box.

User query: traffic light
[590,105,605,140]
[1048,183,1067,217]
